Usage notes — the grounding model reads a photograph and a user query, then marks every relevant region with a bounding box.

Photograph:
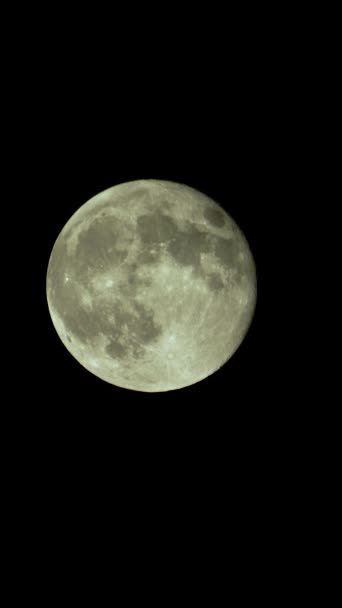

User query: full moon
[46,180,257,392]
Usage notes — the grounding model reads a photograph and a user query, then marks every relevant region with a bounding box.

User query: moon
[46,179,257,392]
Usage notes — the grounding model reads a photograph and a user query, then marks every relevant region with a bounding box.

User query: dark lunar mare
[203,205,226,227]
[47,221,164,358]
[135,208,251,289]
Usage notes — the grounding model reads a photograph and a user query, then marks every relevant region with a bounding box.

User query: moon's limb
[46,180,257,392]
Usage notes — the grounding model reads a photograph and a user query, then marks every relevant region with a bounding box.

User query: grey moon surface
[46,180,257,392]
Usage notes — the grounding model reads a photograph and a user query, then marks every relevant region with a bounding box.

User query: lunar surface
[46,179,257,392]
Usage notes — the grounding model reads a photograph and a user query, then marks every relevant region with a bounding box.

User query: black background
[6,9,313,589]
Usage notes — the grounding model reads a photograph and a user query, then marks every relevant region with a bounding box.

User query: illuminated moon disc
[46,179,257,392]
